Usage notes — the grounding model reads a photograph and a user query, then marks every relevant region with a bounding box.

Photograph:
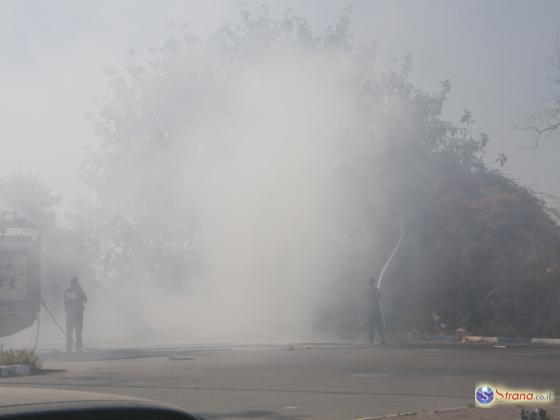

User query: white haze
[2,1,560,348]
[79,35,391,345]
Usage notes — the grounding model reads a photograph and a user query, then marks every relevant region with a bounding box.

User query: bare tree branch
[521,37,560,148]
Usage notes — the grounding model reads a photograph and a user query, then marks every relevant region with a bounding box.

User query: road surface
[1,343,558,419]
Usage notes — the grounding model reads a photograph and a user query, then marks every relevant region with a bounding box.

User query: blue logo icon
[476,386,494,405]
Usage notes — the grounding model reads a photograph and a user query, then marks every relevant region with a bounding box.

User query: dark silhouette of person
[64,276,87,353]
[367,278,385,345]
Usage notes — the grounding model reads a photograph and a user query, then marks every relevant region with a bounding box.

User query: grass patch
[0,348,42,371]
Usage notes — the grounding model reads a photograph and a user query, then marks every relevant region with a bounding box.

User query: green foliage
[385,171,560,337]
[0,348,42,371]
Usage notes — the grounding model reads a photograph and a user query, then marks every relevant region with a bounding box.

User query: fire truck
[0,212,41,337]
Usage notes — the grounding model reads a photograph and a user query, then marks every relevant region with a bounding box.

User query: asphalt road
[1,343,559,419]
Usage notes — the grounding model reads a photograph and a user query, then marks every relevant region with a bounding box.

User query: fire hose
[40,300,93,352]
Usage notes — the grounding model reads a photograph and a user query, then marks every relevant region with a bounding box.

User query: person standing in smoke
[367,278,386,345]
[64,276,87,353]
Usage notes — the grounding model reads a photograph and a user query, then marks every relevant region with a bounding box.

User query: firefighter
[367,278,386,345]
[64,276,87,353]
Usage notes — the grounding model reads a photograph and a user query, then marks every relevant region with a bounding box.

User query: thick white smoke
[71,14,402,346]
[172,52,364,341]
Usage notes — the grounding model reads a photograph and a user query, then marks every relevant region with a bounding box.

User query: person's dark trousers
[66,311,84,352]
[368,312,385,344]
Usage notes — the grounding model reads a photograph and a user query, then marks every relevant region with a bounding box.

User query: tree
[81,7,560,338]
[0,173,59,228]
[524,40,560,148]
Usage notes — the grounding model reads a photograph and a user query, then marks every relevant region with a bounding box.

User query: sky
[1,0,560,211]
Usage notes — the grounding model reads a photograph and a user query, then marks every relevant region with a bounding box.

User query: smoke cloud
[79,17,394,345]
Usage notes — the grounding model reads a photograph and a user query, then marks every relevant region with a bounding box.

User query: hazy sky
[2,0,560,210]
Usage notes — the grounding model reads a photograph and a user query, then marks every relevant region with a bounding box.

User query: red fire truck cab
[0,212,41,337]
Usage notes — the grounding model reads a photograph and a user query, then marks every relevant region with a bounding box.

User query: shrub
[0,348,42,372]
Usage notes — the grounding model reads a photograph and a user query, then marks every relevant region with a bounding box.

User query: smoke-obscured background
[2,1,560,347]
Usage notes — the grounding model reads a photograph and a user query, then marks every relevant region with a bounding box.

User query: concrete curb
[531,338,560,345]
[463,336,497,344]
[358,405,560,420]
[0,364,32,377]
[356,406,468,419]
[428,335,560,345]
[356,412,417,419]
